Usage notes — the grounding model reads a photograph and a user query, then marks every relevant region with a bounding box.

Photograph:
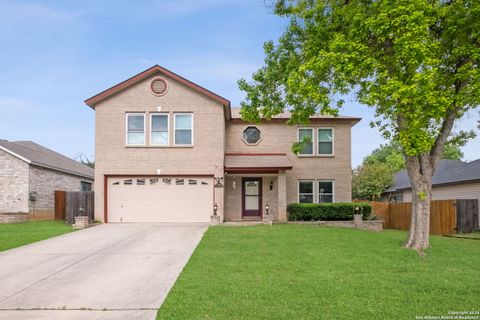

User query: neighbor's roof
[0,140,94,179]
[225,153,293,172]
[385,159,480,192]
[230,108,361,123]
[84,65,231,112]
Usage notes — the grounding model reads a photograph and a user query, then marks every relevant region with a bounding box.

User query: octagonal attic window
[243,126,261,145]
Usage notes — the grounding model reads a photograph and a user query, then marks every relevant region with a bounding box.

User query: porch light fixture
[265,202,270,215]
[213,203,218,216]
[355,206,360,214]
[270,180,274,191]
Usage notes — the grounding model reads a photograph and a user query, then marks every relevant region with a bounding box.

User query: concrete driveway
[0,223,208,320]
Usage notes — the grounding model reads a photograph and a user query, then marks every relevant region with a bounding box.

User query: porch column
[277,170,287,221]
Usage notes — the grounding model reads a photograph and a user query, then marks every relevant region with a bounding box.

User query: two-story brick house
[85,65,360,223]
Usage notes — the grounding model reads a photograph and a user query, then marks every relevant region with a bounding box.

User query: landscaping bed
[157,225,480,320]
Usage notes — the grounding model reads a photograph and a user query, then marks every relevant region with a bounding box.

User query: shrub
[287,203,372,221]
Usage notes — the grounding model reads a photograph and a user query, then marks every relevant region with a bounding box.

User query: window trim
[317,127,334,156]
[150,113,170,146]
[242,125,262,145]
[173,113,194,146]
[298,180,315,203]
[318,179,335,203]
[126,113,146,146]
[80,181,92,192]
[297,127,314,156]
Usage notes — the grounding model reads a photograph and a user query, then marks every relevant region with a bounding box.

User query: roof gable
[84,65,231,114]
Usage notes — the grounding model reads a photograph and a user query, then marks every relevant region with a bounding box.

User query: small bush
[287,202,372,221]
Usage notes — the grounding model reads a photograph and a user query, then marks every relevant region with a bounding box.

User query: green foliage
[364,141,464,173]
[287,202,372,221]
[239,0,480,156]
[352,163,394,200]
[364,142,406,173]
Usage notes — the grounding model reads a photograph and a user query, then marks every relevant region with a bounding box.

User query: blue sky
[0,0,478,167]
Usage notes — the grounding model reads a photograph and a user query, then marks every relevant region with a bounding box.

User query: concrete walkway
[0,223,208,320]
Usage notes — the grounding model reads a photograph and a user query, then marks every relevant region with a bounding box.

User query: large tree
[239,0,480,251]
[352,163,394,201]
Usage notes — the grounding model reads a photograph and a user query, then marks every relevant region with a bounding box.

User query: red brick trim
[225,167,292,173]
[150,77,168,96]
[225,153,287,156]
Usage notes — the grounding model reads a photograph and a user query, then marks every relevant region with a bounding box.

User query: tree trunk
[404,155,434,251]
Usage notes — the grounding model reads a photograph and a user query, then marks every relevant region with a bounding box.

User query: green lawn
[0,220,74,252]
[157,225,480,320]
[450,231,480,239]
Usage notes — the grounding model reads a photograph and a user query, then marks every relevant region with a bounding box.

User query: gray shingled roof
[0,140,94,179]
[230,108,361,122]
[385,159,480,192]
[225,154,293,169]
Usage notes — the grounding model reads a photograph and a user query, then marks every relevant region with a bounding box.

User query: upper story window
[318,128,333,155]
[298,128,314,155]
[243,126,261,145]
[298,180,314,203]
[126,113,145,145]
[151,114,169,145]
[174,113,193,145]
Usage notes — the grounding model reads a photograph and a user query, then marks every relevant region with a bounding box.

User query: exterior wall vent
[150,77,168,96]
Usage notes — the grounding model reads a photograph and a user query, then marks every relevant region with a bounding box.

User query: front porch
[222,153,292,222]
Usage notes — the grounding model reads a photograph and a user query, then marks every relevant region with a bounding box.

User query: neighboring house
[384,159,480,202]
[0,140,94,219]
[384,159,480,226]
[84,65,360,223]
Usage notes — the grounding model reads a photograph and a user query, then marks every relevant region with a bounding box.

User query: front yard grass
[157,225,480,320]
[0,220,74,252]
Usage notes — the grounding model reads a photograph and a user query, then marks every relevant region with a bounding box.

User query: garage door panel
[108,176,213,223]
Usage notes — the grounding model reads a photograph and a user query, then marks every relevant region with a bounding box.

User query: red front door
[242,178,262,218]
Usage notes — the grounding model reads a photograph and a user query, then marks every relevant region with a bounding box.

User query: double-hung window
[126,113,145,145]
[174,113,193,145]
[318,128,333,155]
[318,180,334,203]
[150,114,169,145]
[298,181,314,203]
[298,128,314,155]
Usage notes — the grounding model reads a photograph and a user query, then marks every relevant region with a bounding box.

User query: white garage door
[108,176,213,223]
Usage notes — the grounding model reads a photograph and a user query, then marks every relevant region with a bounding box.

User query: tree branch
[430,109,456,170]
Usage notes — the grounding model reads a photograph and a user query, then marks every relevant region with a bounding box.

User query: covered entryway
[107,176,213,223]
[224,153,293,222]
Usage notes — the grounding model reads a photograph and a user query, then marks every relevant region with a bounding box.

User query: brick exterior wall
[225,120,354,214]
[94,74,225,221]
[28,165,93,219]
[0,150,29,213]
[92,70,356,222]
[0,213,29,224]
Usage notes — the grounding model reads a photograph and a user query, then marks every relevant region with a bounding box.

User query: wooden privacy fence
[360,199,478,235]
[54,191,94,224]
